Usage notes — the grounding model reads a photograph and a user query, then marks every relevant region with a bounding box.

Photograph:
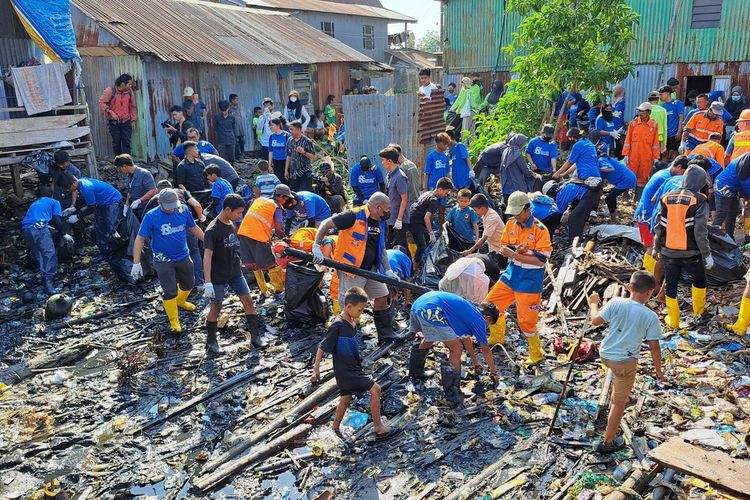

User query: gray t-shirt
[400,159,421,205]
[128,166,156,201]
[386,166,410,225]
[600,298,661,362]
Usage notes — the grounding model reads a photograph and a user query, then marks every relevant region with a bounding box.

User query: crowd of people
[19,69,750,452]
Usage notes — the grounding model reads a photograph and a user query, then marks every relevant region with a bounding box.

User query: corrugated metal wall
[293,12,389,63]
[675,61,750,98]
[619,64,676,112]
[343,93,426,168]
[313,62,352,111]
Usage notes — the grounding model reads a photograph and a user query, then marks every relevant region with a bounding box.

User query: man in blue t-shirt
[448,134,472,189]
[284,190,331,232]
[349,155,384,205]
[204,165,234,215]
[526,124,558,174]
[21,187,70,295]
[61,175,123,262]
[424,133,451,190]
[408,291,499,405]
[173,128,217,159]
[658,85,685,159]
[131,188,205,333]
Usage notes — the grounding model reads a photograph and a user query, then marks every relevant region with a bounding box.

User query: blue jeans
[24,225,57,280]
[187,229,204,285]
[95,203,122,259]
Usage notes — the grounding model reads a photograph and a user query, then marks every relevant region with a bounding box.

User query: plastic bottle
[613,461,632,481]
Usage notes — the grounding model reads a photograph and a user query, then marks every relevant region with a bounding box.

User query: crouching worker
[408,291,499,405]
[587,271,663,453]
[22,186,72,295]
[486,191,553,367]
[312,287,398,440]
[203,194,265,354]
[131,189,205,333]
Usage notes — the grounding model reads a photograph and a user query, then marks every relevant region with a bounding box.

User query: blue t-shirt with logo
[138,205,196,262]
[78,178,123,206]
[22,197,62,230]
[410,291,488,345]
[599,157,637,190]
[525,136,558,173]
[447,205,480,242]
[173,140,217,159]
[211,177,234,214]
[595,116,617,151]
[425,149,450,189]
[285,191,331,223]
[450,142,471,189]
[387,249,412,279]
[269,131,291,161]
[661,99,685,137]
[350,162,384,202]
[568,139,600,179]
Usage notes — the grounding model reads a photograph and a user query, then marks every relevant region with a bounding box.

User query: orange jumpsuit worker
[485,191,553,366]
[681,101,725,156]
[691,133,725,162]
[622,102,661,196]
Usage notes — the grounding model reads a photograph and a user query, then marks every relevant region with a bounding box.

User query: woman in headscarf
[450,77,481,139]
[725,85,750,130]
[499,133,538,205]
[480,79,505,113]
[283,90,311,131]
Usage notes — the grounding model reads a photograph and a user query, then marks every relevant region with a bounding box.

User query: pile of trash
[1,173,749,498]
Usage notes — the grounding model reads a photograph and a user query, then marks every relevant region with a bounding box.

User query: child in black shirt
[312,287,398,439]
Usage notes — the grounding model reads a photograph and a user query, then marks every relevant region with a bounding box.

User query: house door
[684,75,712,107]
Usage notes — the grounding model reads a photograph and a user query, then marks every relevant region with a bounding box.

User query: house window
[362,25,375,50]
[691,0,722,28]
[320,21,334,37]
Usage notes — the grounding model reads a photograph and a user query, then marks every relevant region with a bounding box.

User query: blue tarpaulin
[11,0,80,61]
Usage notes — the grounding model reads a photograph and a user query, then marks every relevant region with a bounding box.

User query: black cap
[658,85,672,94]
[667,77,679,87]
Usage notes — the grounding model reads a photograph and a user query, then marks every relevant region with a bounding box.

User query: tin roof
[72,0,375,65]
[242,0,416,22]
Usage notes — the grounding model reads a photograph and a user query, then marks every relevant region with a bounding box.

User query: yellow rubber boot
[691,286,706,317]
[728,296,750,336]
[488,314,506,345]
[163,298,181,333]
[332,299,340,315]
[665,297,680,329]
[524,333,544,367]
[268,266,285,292]
[743,218,750,236]
[253,270,269,295]
[642,253,656,274]
[176,288,196,312]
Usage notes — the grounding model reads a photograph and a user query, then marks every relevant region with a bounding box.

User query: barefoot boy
[312,287,397,439]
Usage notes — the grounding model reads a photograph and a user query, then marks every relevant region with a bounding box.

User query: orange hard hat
[739,109,750,121]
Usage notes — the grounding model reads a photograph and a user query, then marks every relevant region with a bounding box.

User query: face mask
[733,95,742,102]
[602,111,613,121]
[381,210,391,220]
[290,97,298,103]
[543,136,552,142]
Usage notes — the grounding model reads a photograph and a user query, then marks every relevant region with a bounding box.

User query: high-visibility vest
[659,189,706,252]
[289,227,317,252]
[333,205,386,275]
[730,130,750,162]
[238,197,279,243]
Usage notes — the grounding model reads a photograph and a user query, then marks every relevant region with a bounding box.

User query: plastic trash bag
[439,257,490,304]
[446,225,474,252]
[108,209,153,282]
[706,225,746,286]
[416,233,461,289]
[284,262,328,325]
[21,150,53,174]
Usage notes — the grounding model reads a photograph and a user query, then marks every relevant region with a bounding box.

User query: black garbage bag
[107,209,154,282]
[446,225,474,252]
[680,225,746,286]
[416,233,461,289]
[284,262,328,325]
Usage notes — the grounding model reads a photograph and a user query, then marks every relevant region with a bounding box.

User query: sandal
[373,427,401,441]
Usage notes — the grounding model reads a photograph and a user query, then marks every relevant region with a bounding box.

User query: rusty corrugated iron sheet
[242,0,416,22]
[417,89,446,144]
[71,0,374,65]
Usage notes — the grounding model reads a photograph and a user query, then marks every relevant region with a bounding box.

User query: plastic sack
[21,150,53,174]
[107,209,153,282]
[284,262,328,325]
[446,225,474,252]
[416,232,461,289]
[439,257,490,304]
[706,225,746,286]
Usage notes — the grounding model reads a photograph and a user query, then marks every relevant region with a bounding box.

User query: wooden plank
[0,127,90,149]
[0,104,88,113]
[0,148,91,167]
[648,438,750,496]
[0,115,85,133]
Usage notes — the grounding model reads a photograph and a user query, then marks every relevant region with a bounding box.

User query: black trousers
[663,255,706,298]
[217,144,236,166]
[409,223,428,263]
[604,187,629,214]
[235,135,245,159]
[567,187,601,243]
[272,159,287,184]
[109,121,132,155]
[387,225,408,249]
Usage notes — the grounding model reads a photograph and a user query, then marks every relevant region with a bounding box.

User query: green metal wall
[443,0,750,73]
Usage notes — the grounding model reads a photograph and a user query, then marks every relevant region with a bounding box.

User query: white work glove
[122,205,128,217]
[678,143,686,154]
[610,130,621,140]
[62,207,76,217]
[612,110,622,118]
[66,214,79,224]
[394,219,403,230]
[469,170,476,179]
[385,270,399,280]
[130,198,142,210]
[704,255,715,270]
[203,283,215,300]
[63,234,74,243]
[130,263,143,281]
[429,232,437,244]
[312,244,325,264]
[622,156,629,166]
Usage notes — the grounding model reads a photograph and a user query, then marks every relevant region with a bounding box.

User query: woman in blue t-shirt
[268,118,291,182]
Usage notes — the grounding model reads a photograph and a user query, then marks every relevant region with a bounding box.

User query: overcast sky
[381,0,440,40]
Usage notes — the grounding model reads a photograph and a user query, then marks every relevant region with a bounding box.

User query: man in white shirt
[418,68,438,99]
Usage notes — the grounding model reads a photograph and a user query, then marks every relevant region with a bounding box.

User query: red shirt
[98,86,137,123]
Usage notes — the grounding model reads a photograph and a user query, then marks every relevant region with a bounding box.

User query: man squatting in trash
[311,286,399,440]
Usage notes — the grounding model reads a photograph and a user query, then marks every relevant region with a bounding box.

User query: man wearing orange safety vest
[725,109,750,165]
[312,192,408,344]
[680,101,725,156]
[237,184,293,294]
[690,132,725,163]
[622,102,661,197]
[654,165,713,329]
[485,191,553,366]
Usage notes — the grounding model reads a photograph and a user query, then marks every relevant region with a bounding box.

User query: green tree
[469,0,638,159]
[416,29,441,53]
